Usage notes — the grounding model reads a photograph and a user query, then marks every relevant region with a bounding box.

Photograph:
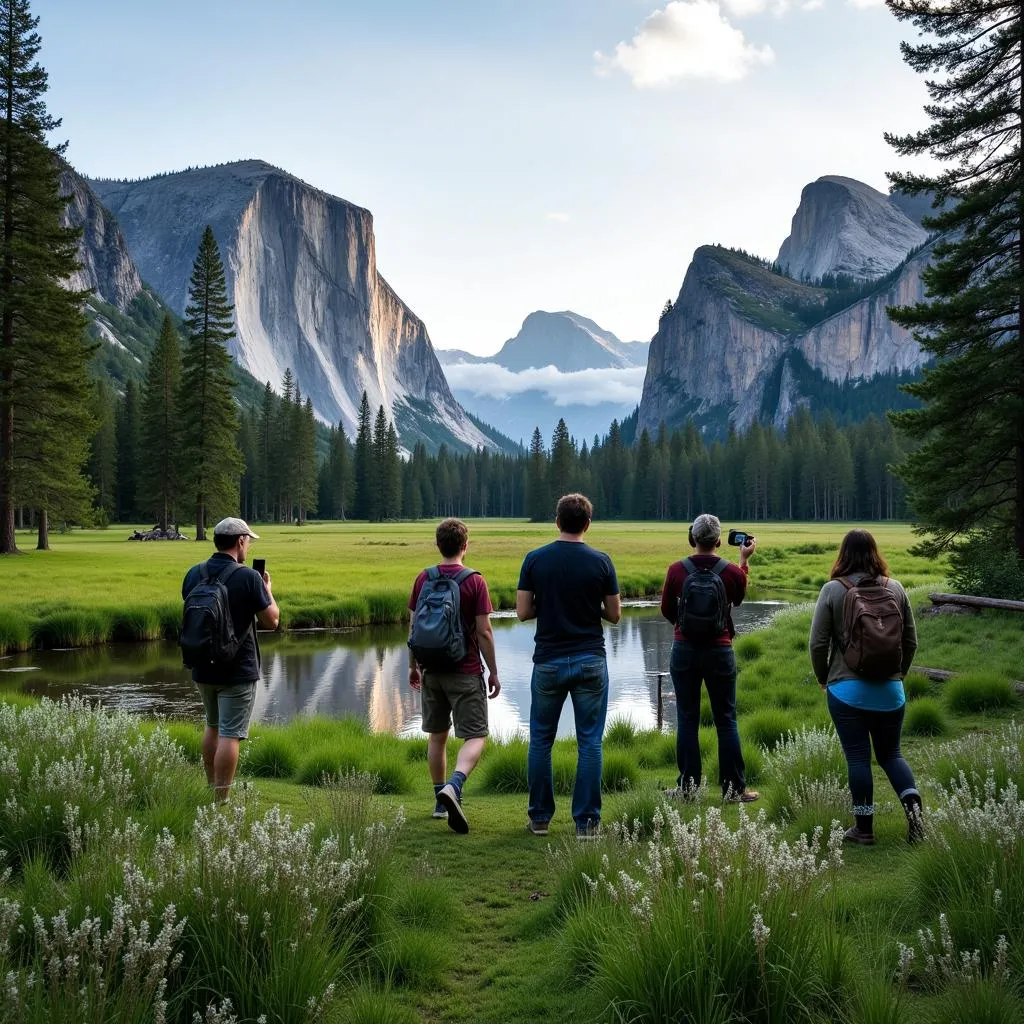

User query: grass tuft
[904,697,950,736]
[944,672,1016,714]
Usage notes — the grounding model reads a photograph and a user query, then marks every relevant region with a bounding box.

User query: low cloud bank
[444,362,646,407]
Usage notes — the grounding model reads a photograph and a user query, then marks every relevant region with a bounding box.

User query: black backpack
[676,557,729,642]
[180,559,247,669]
[407,566,478,670]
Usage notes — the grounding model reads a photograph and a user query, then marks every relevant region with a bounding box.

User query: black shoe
[526,819,550,836]
[437,783,468,834]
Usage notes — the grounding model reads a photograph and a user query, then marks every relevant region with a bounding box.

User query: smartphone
[727,530,753,547]
[252,558,266,576]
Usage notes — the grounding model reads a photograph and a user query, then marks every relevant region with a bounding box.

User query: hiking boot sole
[438,784,468,834]
[431,807,448,820]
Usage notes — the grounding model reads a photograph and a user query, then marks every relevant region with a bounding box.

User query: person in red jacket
[659,513,759,802]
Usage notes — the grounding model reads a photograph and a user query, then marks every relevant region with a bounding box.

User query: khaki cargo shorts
[421,671,489,739]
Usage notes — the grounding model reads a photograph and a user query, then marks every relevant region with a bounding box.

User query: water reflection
[0,603,784,738]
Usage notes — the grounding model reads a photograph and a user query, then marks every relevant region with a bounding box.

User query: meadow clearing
[0,520,1022,1021]
[0,519,944,652]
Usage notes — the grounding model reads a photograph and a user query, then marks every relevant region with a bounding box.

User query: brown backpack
[838,577,904,680]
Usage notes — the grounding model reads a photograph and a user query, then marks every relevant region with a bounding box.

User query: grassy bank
[1,601,1021,1022]
[0,520,942,652]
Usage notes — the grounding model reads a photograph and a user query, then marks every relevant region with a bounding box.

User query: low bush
[948,530,1024,601]
[945,672,1016,714]
[743,708,796,751]
[367,757,413,795]
[107,607,162,643]
[553,804,846,1023]
[604,718,638,748]
[480,740,529,793]
[375,926,449,989]
[0,609,31,653]
[295,742,365,786]
[31,609,111,648]
[601,751,637,792]
[903,672,932,701]
[735,634,764,663]
[904,698,950,737]
[242,730,301,778]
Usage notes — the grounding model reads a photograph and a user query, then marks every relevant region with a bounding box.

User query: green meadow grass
[0,520,942,651]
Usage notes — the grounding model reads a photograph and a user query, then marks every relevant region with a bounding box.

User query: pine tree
[550,418,574,498]
[88,376,117,523]
[295,395,317,523]
[527,427,549,522]
[115,378,141,521]
[886,0,1024,556]
[140,314,181,532]
[353,391,373,520]
[383,420,401,519]
[0,0,93,553]
[256,381,273,520]
[371,404,389,522]
[178,226,243,540]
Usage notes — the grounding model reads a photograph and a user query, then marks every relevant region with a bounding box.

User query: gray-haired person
[659,513,759,802]
[181,517,280,800]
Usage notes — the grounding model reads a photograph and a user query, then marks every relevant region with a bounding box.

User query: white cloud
[545,211,570,223]
[846,0,885,7]
[802,0,825,9]
[595,1,775,87]
[443,362,646,408]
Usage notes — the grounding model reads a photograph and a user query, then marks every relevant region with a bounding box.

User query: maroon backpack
[838,577,904,680]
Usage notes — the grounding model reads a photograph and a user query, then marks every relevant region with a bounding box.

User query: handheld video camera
[727,530,754,548]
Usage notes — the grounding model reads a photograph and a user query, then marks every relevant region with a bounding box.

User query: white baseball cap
[212,517,260,539]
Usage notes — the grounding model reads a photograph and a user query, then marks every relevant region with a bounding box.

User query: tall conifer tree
[140,314,181,531]
[179,226,243,540]
[886,0,1024,556]
[115,378,141,521]
[353,391,373,519]
[0,0,93,553]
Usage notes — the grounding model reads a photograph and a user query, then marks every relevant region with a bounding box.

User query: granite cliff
[777,175,927,282]
[88,161,494,451]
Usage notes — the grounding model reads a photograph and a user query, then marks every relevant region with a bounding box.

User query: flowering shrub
[762,727,848,825]
[556,803,846,1022]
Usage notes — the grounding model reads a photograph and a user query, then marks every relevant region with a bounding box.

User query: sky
[39,0,930,358]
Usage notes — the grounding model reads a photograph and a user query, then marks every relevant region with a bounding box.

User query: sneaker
[437,784,468,834]
[575,820,601,841]
[843,825,876,846]
[526,819,550,836]
[431,803,448,820]
[724,790,760,804]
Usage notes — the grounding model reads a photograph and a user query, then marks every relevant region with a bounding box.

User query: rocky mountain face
[638,235,933,436]
[777,175,928,282]
[88,161,495,452]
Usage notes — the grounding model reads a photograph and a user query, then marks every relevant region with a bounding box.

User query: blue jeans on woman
[528,653,609,827]
[669,640,745,797]
[827,690,918,814]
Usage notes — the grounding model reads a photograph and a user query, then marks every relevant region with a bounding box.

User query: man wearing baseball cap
[659,513,759,803]
[181,517,280,800]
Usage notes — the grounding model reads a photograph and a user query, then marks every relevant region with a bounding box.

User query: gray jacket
[809,574,918,686]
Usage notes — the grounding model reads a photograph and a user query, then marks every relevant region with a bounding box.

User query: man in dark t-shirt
[408,518,500,834]
[517,493,620,840]
[659,513,758,803]
[182,517,280,800]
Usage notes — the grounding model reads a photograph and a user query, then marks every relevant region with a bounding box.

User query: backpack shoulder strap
[213,559,244,583]
[425,566,440,581]
[682,557,697,574]
[198,562,211,584]
[711,558,729,577]
[837,577,855,591]
[453,568,479,585]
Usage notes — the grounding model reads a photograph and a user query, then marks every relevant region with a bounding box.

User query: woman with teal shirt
[809,530,923,846]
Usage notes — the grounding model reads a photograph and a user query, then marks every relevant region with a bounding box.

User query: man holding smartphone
[181,517,280,800]
[659,513,758,804]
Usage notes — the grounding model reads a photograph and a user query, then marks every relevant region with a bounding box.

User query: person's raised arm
[808,585,832,689]
[256,571,280,630]
[476,613,501,697]
[516,590,536,622]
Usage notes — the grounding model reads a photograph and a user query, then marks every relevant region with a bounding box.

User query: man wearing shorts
[182,517,280,800]
[408,518,500,834]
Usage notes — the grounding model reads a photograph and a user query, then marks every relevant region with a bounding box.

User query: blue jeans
[669,640,745,796]
[528,653,609,826]
[827,691,918,815]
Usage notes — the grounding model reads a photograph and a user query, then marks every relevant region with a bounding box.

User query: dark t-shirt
[517,540,619,664]
[408,564,493,675]
[660,555,748,645]
[182,553,272,685]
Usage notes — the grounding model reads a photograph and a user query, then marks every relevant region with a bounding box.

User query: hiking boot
[526,819,550,837]
[843,825,876,846]
[437,783,468,834]
[724,790,760,804]
[431,802,448,820]
[575,820,601,841]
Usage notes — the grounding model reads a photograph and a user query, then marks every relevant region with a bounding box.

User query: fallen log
[910,666,955,682]
[929,593,1024,613]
